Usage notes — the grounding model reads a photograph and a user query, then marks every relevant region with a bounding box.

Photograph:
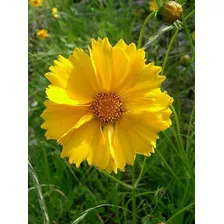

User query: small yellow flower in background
[36,29,49,40]
[41,38,173,174]
[52,7,59,19]
[149,0,159,12]
[30,0,42,7]
[158,1,183,24]
[192,31,195,41]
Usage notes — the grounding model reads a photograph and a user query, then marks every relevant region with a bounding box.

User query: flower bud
[180,55,191,67]
[157,1,183,24]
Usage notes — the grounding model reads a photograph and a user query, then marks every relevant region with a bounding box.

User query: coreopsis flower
[52,7,59,19]
[36,29,49,40]
[41,38,173,173]
[157,1,183,24]
[149,0,159,12]
[30,0,42,7]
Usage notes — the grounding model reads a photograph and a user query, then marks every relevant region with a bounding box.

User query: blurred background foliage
[28,0,195,223]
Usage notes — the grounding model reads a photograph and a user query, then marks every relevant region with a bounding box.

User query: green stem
[162,131,181,157]
[156,149,186,190]
[162,28,179,75]
[182,18,195,60]
[131,164,136,224]
[101,170,133,190]
[170,105,194,178]
[186,105,195,153]
[137,11,156,48]
[170,105,185,151]
[134,157,147,188]
[125,191,155,210]
[185,9,195,21]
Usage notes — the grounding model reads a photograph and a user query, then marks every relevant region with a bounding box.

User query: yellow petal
[58,113,94,143]
[41,100,88,140]
[111,46,130,91]
[124,89,174,112]
[89,127,111,170]
[114,122,136,165]
[124,108,172,133]
[115,39,128,49]
[104,159,118,174]
[68,48,100,93]
[60,118,112,170]
[114,41,146,93]
[46,85,84,105]
[90,38,113,91]
[134,63,162,82]
[46,48,100,105]
[124,44,146,80]
[102,124,126,172]
[120,64,165,101]
[45,55,73,88]
[116,112,168,156]
[60,119,99,167]
[68,143,90,168]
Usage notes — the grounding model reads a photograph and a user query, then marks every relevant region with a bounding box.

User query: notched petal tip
[116,39,127,47]
[72,48,84,58]
[75,162,81,168]
[91,37,102,46]
[40,123,45,129]
[68,157,73,164]
[60,151,66,158]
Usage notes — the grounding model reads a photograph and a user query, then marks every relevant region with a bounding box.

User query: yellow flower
[149,0,159,12]
[30,0,42,7]
[36,29,49,40]
[41,38,173,173]
[52,7,59,18]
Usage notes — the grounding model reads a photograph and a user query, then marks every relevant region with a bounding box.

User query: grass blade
[28,160,49,224]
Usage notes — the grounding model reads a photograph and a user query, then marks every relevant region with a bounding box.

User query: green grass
[28,0,195,223]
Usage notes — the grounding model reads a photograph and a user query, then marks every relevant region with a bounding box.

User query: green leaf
[144,25,174,50]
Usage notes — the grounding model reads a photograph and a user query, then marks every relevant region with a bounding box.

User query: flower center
[90,92,124,124]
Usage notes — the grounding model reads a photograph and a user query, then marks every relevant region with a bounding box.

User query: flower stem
[131,164,136,224]
[182,18,195,60]
[186,105,195,153]
[170,105,185,151]
[137,11,156,49]
[101,170,133,190]
[185,9,195,21]
[162,28,179,75]
[134,157,147,188]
